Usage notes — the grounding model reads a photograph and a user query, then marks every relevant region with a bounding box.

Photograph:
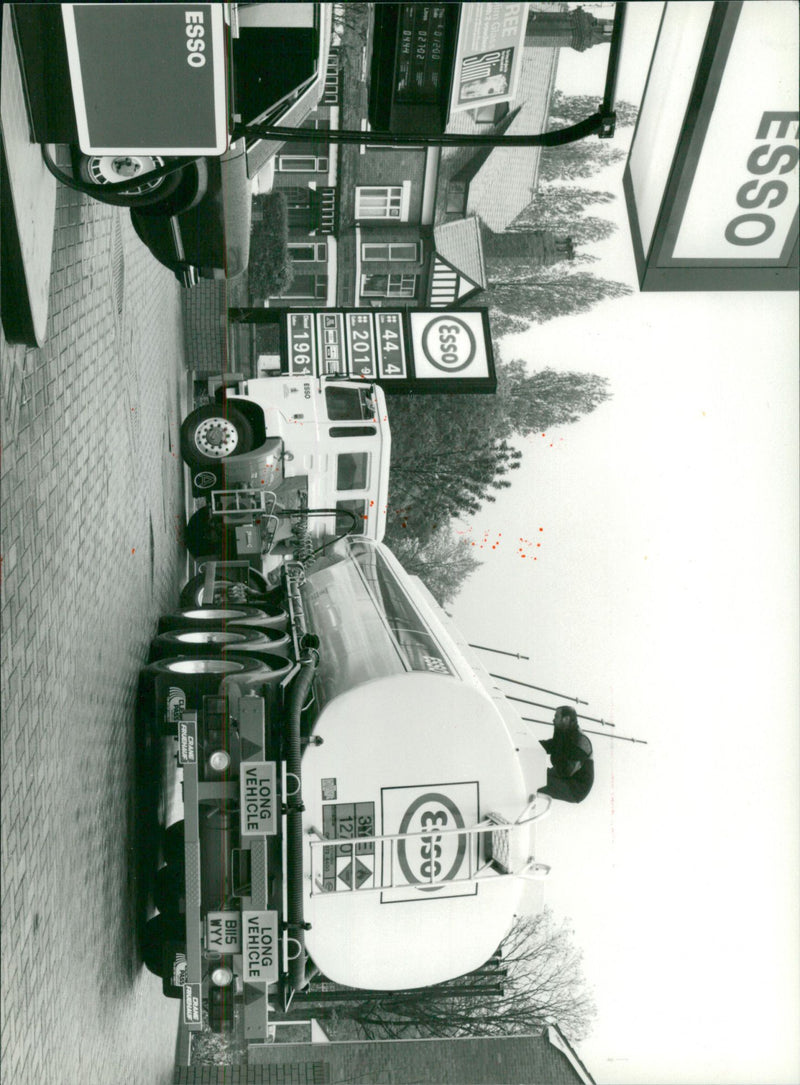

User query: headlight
[208,749,231,772]
[211,966,234,987]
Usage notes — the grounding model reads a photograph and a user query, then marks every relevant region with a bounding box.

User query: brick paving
[1,179,192,1084]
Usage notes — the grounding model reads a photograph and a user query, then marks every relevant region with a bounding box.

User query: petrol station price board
[283,309,495,394]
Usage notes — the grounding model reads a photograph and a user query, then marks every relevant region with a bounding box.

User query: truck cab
[180,377,391,572]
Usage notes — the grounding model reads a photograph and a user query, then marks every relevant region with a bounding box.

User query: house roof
[440,45,560,231]
[433,216,486,288]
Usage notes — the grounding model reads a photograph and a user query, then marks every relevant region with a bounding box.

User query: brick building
[174,1026,596,1085]
[259,3,594,317]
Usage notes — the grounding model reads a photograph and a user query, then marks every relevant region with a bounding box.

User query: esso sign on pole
[61,3,227,155]
[624,0,799,291]
[281,307,497,394]
[408,310,495,389]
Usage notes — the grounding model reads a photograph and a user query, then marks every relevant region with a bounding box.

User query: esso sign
[185,11,207,67]
[396,792,468,889]
[420,317,477,373]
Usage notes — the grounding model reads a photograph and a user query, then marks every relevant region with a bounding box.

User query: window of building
[446,181,468,214]
[289,243,328,262]
[361,242,420,262]
[355,185,409,221]
[278,155,330,172]
[336,452,369,491]
[361,273,417,299]
[282,274,328,300]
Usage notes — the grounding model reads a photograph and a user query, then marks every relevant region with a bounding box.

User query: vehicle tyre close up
[180,404,254,468]
[74,151,182,208]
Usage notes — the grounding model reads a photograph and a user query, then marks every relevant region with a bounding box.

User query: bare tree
[310,909,597,1043]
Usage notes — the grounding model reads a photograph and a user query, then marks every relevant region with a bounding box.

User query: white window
[361,242,420,262]
[277,155,329,172]
[289,243,328,262]
[355,184,410,221]
[361,273,417,298]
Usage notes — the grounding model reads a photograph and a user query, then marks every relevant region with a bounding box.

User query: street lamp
[623,0,799,292]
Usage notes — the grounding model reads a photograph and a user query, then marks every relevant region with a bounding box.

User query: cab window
[325,386,376,422]
[336,453,369,491]
[336,499,367,534]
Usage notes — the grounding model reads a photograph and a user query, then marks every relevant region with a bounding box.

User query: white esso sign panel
[381,783,480,903]
[673,1,799,260]
[409,312,491,382]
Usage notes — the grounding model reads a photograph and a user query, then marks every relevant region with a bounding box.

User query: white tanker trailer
[142,537,591,1039]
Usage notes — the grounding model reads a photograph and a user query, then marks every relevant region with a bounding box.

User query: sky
[449,4,799,1083]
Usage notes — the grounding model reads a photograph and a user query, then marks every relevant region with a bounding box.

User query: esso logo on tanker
[421,317,476,373]
[185,11,207,68]
[724,112,799,248]
[397,792,467,890]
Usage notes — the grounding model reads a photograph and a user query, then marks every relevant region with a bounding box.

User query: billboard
[449,2,529,115]
[62,3,227,154]
[624,0,799,290]
[283,309,496,394]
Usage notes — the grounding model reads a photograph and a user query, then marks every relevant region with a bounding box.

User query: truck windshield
[325,386,377,422]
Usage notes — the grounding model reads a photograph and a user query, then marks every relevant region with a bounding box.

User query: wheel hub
[195,417,239,457]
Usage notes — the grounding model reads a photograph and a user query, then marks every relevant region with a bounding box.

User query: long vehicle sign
[240,762,278,836]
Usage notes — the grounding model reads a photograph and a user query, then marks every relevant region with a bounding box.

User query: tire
[154,864,185,916]
[163,821,185,867]
[75,151,183,208]
[180,404,254,468]
[144,653,272,728]
[136,158,209,217]
[158,605,277,633]
[177,578,289,630]
[184,506,231,560]
[145,654,269,681]
[150,626,291,661]
[178,569,278,610]
[141,912,185,979]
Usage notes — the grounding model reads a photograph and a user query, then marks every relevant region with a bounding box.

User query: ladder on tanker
[307,796,553,896]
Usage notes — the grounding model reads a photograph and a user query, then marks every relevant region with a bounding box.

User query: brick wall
[181,280,254,378]
[243,1034,591,1084]
[174,1063,329,1084]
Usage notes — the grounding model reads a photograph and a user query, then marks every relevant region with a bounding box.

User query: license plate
[242,910,279,983]
[206,911,241,954]
[240,762,277,836]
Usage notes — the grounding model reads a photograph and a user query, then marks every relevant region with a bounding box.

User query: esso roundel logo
[397,792,467,890]
[421,317,477,373]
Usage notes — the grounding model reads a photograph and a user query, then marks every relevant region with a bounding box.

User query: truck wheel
[154,864,185,916]
[151,626,290,660]
[141,913,185,977]
[174,585,289,630]
[74,151,182,208]
[184,507,231,560]
[180,404,254,467]
[146,655,269,681]
[142,914,186,998]
[163,821,185,866]
[159,605,278,633]
[178,569,280,611]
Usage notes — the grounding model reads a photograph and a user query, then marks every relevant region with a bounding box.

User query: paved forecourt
[1,177,191,1085]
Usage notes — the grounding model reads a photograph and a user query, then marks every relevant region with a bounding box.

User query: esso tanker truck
[176,374,391,606]
[140,538,593,1040]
